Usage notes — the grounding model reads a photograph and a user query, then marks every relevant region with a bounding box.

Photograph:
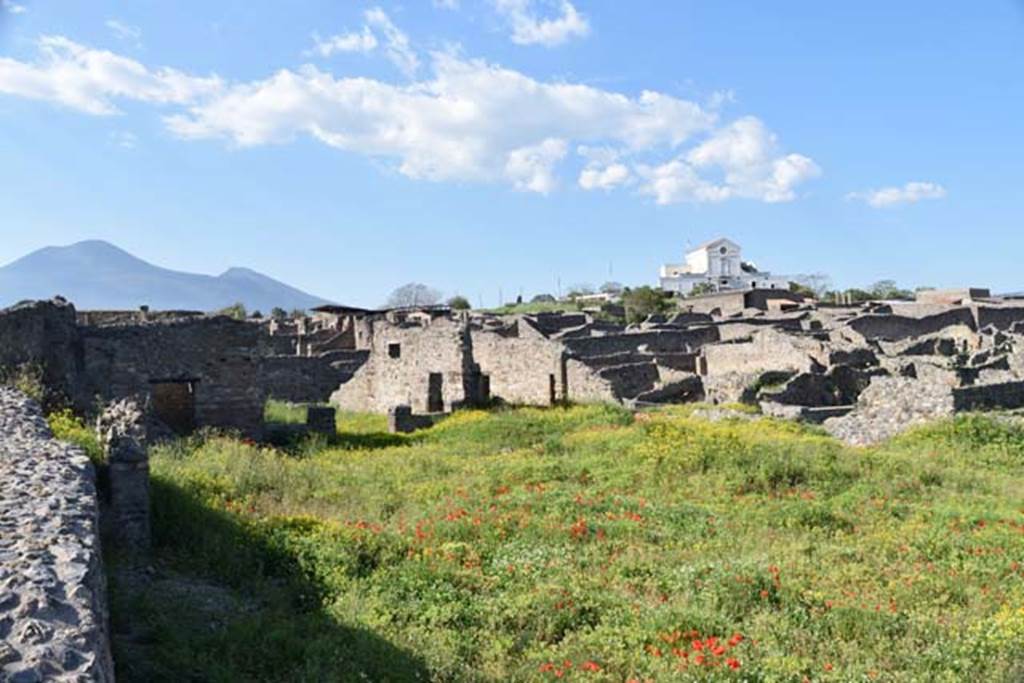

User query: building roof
[310,304,376,315]
[687,237,740,254]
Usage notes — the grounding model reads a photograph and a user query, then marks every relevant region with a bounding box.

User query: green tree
[689,282,717,297]
[215,302,247,320]
[270,307,287,320]
[868,280,913,300]
[621,286,673,324]
[789,281,817,298]
[447,295,471,311]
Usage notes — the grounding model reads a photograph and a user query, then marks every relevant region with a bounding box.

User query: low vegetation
[106,402,1024,681]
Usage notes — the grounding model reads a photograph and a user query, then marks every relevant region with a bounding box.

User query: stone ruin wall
[76,316,270,437]
[0,299,365,439]
[0,388,114,682]
[470,320,566,406]
[332,317,478,414]
[0,300,83,401]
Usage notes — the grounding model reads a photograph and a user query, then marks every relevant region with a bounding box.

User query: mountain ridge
[0,240,333,312]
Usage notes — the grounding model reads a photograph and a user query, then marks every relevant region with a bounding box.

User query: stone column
[97,399,151,553]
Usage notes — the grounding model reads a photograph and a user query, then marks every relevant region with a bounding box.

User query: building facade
[659,238,790,295]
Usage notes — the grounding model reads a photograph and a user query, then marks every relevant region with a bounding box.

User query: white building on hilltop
[659,238,790,295]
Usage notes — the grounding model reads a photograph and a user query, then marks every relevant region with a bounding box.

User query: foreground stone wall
[0,388,114,682]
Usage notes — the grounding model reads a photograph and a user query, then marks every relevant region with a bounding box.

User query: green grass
[483,301,583,315]
[48,407,104,464]
[111,406,1024,682]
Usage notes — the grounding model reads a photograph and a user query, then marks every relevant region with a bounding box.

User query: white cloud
[637,117,820,204]
[309,8,419,77]
[0,35,818,201]
[433,0,459,8]
[105,19,142,47]
[579,162,630,191]
[365,7,419,77]
[0,36,221,115]
[494,0,589,47]
[847,181,946,208]
[505,138,566,193]
[1,1,26,15]
[310,28,378,57]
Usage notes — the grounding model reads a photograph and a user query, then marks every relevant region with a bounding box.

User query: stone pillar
[307,406,336,436]
[97,399,151,553]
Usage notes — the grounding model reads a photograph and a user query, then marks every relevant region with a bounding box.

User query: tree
[531,293,556,303]
[250,310,263,319]
[791,273,832,298]
[270,307,287,320]
[621,286,673,324]
[600,281,624,294]
[447,295,471,311]
[789,281,816,298]
[565,284,595,301]
[689,282,717,297]
[868,280,913,300]
[386,283,442,308]
[215,302,247,320]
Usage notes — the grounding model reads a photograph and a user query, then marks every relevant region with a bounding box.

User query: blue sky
[1,1,1022,307]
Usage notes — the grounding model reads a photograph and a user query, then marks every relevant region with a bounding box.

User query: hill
[0,240,332,312]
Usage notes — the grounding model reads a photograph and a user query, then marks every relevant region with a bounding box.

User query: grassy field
[57,402,1024,681]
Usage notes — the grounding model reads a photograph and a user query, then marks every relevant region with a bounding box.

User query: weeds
[111,405,1024,681]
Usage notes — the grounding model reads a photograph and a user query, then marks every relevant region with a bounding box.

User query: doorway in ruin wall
[149,379,197,435]
[427,373,444,413]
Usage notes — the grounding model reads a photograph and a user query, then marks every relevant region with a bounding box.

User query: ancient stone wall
[563,328,720,358]
[0,388,114,682]
[976,306,1024,331]
[332,317,477,413]
[824,376,956,445]
[470,323,564,405]
[845,308,976,341]
[0,300,82,400]
[259,351,368,404]
[78,317,270,438]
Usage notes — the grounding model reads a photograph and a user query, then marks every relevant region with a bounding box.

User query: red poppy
[726,658,741,670]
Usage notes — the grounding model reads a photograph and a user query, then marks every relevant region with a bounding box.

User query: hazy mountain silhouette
[0,240,332,312]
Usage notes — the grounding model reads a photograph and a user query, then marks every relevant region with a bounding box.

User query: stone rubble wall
[0,300,82,401]
[823,377,956,445]
[471,324,564,405]
[0,387,114,682]
[332,317,477,414]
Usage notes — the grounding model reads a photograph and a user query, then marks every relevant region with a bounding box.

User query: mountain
[0,240,333,312]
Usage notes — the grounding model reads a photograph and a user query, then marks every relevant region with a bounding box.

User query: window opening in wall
[549,374,557,405]
[427,373,444,413]
[388,342,401,359]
